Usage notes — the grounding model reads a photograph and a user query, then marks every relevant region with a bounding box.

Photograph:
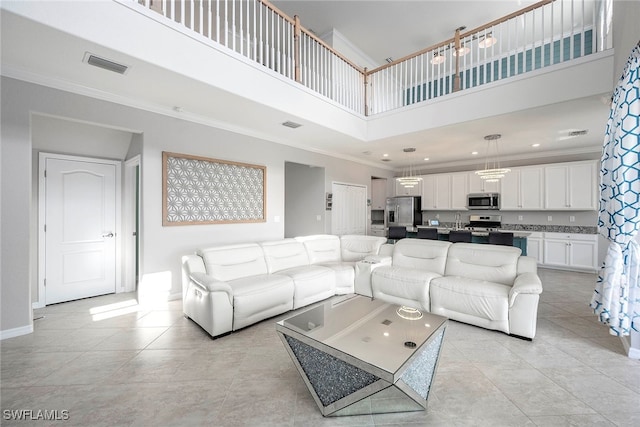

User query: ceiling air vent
[568,130,588,137]
[282,121,302,129]
[84,52,129,75]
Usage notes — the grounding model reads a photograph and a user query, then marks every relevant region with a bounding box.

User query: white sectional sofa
[181,234,387,338]
[362,239,543,339]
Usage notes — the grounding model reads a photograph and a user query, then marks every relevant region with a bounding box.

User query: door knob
[102,232,114,238]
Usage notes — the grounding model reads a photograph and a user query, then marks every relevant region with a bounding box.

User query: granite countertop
[419,222,598,235]
[422,227,531,238]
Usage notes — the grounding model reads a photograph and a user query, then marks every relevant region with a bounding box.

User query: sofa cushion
[295,235,342,264]
[371,266,441,311]
[198,243,268,281]
[430,276,510,329]
[318,261,355,294]
[261,239,311,273]
[392,239,451,275]
[230,274,295,330]
[340,235,387,262]
[445,243,521,285]
[277,265,336,309]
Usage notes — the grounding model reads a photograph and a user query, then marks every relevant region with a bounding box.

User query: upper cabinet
[468,171,500,194]
[544,161,597,210]
[394,178,422,196]
[450,172,469,210]
[421,172,467,210]
[500,166,544,210]
[371,178,387,210]
[417,160,597,212]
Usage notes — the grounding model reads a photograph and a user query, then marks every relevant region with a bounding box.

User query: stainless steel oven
[466,193,500,210]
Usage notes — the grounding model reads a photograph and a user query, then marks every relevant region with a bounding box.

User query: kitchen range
[464,214,503,232]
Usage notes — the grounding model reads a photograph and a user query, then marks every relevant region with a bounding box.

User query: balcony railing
[129,0,613,116]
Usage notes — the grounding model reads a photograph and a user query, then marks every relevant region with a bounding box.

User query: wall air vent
[84,52,129,75]
[282,121,302,129]
[381,158,391,162]
[568,130,588,137]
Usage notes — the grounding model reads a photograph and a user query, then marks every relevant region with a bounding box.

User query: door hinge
[44,278,46,287]
[44,169,47,178]
[44,224,46,232]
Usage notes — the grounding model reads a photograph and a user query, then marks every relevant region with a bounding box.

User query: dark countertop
[421,221,597,235]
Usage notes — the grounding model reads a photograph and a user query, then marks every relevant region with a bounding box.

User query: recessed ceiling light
[383,153,389,157]
[531,143,540,147]
[424,157,430,161]
[471,151,478,155]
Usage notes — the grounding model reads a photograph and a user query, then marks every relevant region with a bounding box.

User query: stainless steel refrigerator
[386,196,422,230]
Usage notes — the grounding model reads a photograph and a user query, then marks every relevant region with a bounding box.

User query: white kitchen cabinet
[468,171,500,194]
[395,177,422,196]
[544,161,597,210]
[500,166,544,210]
[451,172,469,210]
[371,178,387,209]
[421,175,436,210]
[542,232,598,271]
[526,232,543,264]
[421,173,466,210]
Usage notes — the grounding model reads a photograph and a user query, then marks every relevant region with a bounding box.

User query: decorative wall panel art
[162,152,266,225]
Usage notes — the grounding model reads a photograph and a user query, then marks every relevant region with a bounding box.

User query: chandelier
[475,134,511,182]
[397,148,423,188]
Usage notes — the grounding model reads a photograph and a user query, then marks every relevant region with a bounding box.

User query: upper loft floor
[0,0,618,169]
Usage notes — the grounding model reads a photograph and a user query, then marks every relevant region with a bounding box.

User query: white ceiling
[272,0,542,66]
[1,1,612,172]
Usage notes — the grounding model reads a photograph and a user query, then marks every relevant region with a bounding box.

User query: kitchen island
[407,227,530,255]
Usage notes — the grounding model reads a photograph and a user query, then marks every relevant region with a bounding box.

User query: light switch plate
[547,215,553,221]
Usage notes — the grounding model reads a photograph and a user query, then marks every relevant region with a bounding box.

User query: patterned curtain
[591,43,640,336]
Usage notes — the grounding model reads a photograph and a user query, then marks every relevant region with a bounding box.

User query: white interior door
[331,183,367,235]
[44,157,117,304]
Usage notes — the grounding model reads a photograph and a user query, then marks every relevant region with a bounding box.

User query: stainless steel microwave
[467,193,500,210]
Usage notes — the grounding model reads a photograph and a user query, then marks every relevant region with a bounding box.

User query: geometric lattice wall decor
[162,152,266,226]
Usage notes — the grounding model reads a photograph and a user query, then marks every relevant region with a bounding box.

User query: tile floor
[1,268,640,426]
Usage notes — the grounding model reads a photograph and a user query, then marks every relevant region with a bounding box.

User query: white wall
[0,76,393,336]
[1,79,33,336]
[284,162,325,238]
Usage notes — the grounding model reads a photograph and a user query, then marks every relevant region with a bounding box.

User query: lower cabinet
[526,232,543,264]
[542,232,598,271]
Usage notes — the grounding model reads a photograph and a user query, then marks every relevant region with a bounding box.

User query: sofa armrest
[363,255,392,264]
[189,272,233,305]
[355,257,392,297]
[378,243,394,257]
[509,272,542,307]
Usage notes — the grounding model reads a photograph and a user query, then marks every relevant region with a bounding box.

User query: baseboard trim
[0,324,33,340]
[621,336,640,359]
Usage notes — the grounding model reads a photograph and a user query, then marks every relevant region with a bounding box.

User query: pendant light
[397,148,423,188]
[475,134,511,182]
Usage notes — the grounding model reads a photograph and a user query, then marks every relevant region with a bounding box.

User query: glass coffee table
[276,295,447,417]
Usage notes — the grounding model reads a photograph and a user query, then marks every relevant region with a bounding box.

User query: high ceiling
[272,0,542,66]
[270,0,611,171]
[1,1,612,172]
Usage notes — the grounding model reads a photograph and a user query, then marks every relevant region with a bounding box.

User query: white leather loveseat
[360,239,543,339]
[182,234,386,338]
